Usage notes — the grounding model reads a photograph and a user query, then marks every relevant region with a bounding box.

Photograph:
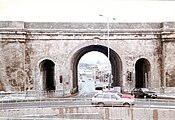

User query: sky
[1,0,175,64]
[79,51,109,64]
[0,0,175,22]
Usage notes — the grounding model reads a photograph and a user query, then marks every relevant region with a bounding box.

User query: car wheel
[152,96,156,99]
[98,102,104,107]
[123,103,130,107]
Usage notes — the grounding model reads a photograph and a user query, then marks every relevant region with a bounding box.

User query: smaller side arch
[135,58,151,88]
[34,57,58,92]
[39,59,55,91]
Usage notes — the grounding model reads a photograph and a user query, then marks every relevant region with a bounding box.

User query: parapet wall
[1,21,175,30]
[0,107,174,120]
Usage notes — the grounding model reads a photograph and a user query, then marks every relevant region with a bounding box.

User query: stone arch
[39,59,55,91]
[35,56,58,92]
[135,58,151,88]
[71,45,122,93]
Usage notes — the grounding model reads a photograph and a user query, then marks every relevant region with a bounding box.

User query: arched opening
[40,59,55,91]
[135,58,150,88]
[72,45,122,94]
[78,51,111,93]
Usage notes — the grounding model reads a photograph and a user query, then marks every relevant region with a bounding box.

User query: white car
[91,92,135,107]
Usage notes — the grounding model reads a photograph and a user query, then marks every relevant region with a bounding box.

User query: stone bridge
[0,21,175,95]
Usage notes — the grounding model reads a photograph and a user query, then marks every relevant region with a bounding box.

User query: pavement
[157,93,175,99]
[154,87,175,99]
[77,89,175,99]
[78,80,175,99]
[1,86,175,101]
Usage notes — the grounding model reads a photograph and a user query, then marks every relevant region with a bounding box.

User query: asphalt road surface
[0,97,175,110]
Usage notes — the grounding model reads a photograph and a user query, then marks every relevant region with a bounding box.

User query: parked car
[102,89,135,99]
[95,83,104,90]
[131,88,157,99]
[91,92,135,107]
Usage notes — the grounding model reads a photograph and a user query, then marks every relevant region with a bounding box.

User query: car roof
[133,88,147,89]
[95,92,121,97]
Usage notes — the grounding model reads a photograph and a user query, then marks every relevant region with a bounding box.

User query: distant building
[78,61,111,84]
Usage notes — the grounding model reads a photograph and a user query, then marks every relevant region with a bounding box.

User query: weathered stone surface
[0,21,175,94]
[0,21,24,28]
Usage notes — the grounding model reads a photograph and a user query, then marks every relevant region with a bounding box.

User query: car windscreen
[141,88,149,92]
[94,94,103,98]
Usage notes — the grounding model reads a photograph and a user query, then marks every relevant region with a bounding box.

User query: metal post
[99,14,116,90]
[107,17,110,90]
[94,65,96,83]
[62,74,65,96]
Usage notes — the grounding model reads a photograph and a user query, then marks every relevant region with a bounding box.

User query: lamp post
[99,14,116,90]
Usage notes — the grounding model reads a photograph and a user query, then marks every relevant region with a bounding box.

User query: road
[0,97,175,110]
[135,98,175,109]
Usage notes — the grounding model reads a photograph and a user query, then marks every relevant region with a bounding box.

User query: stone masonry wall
[0,21,175,94]
[162,22,175,87]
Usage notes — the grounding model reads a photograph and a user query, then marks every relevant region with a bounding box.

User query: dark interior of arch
[135,58,150,88]
[40,59,55,91]
[72,45,122,93]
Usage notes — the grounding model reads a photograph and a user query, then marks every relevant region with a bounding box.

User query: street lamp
[99,14,116,90]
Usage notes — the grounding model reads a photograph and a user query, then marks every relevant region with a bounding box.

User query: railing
[0,96,175,109]
[134,98,175,109]
[0,90,72,100]
[0,97,92,110]
[0,97,175,119]
[0,97,93,119]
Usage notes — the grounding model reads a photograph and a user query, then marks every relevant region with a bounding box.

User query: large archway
[135,58,150,88]
[40,59,55,91]
[72,45,122,93]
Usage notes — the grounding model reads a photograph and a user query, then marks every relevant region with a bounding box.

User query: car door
[111,94,123,106]
[93,94,103,104]
[134,88,141,97]
[139,88,144,97]
[103,94,111,106]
